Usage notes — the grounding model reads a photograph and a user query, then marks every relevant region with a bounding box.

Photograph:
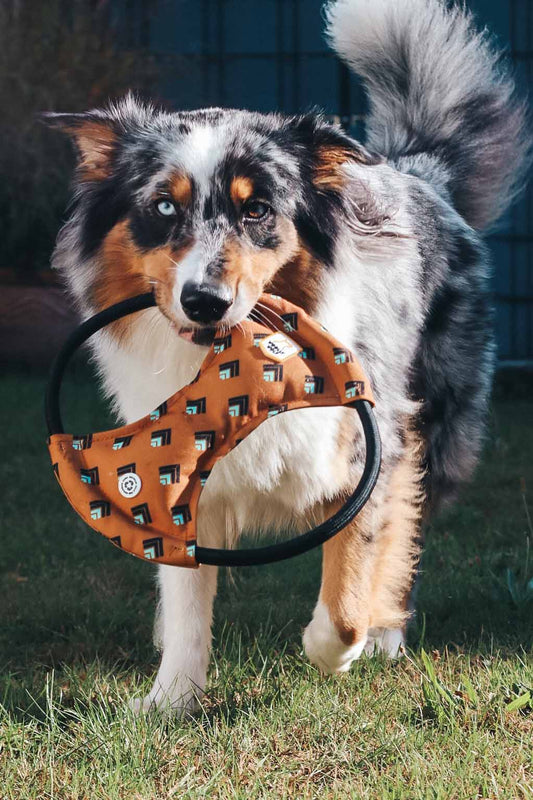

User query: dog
[47,0,529,713]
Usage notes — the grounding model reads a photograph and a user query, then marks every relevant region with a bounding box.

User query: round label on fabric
[118,472,142,498]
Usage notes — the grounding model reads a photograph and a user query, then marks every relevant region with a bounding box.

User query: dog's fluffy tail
[325,0,531,230]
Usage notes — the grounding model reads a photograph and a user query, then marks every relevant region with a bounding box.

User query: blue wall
[119,0,533,361]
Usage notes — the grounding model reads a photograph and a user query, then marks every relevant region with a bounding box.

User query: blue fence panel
[469,0,533,361]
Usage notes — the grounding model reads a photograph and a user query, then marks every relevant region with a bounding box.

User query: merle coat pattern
[47,0,530,712]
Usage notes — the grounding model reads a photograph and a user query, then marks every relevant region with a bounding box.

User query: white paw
[129,695,158,715]
[129,678,202,717]
[303,600,367,674]
[364,627,405,658]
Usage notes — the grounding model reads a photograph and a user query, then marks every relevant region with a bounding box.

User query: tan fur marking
[95,221,148,315]
[319,429,424,645]
[313,145,363,190]
[321,501,377,646]
[219,218,298,299]
[70,121,117,181]
[369,432,424,629]
[267,239,325,314]
[230,177,254,207]
[170,174,193,206]
[95,220,192,339]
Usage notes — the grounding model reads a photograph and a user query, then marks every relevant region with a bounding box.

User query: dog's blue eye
[156,199,177,217]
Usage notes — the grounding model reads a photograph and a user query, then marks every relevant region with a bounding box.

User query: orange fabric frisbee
[46,294,380,569]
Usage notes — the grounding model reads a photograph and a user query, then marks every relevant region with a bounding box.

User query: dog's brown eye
[243,200,271,221]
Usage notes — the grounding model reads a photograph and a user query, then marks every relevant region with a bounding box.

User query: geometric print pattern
[48,293,374,569]
[80,467,99,485]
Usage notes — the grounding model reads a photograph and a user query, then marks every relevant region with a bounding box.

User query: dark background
[0,0,531,363]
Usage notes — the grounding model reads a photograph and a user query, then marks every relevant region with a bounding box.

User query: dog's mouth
[174,326,217,347]
[161,293,260,348]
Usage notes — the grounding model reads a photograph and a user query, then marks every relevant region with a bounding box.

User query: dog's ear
[291,114,381,191]
[312,131,381,191]
[289,115,390,244]
[42,111,118,181]
[313,143,368,190]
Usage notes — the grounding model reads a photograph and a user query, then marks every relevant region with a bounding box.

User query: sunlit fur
[49,0,529,712]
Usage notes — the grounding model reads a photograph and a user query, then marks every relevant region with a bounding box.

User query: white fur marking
[303,600,367,674]
[133,564,218,715]
[364,626,405,658]
[178,125,227,197]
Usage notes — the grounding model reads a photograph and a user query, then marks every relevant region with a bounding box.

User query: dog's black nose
[180,282,232,324]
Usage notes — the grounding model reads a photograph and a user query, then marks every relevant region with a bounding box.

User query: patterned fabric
[48,294,374,568]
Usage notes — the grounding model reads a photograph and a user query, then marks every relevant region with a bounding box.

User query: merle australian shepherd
[47,0,530,713]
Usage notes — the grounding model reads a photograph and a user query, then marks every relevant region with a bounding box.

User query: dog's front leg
[133,563,218,715]
[303,503,377,674]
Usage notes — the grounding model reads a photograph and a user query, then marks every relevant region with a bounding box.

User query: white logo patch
[259,332,300,363]
[118,472,142,499]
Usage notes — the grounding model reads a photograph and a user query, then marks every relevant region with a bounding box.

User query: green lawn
[0,372,532,799]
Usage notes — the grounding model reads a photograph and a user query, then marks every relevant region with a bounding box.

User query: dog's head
[48,98,382,341]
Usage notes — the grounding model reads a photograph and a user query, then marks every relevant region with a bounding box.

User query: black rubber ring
[45,293,382,567]
[45,292,156,437]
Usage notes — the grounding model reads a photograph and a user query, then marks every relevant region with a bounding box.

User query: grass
[0,371,532,799]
